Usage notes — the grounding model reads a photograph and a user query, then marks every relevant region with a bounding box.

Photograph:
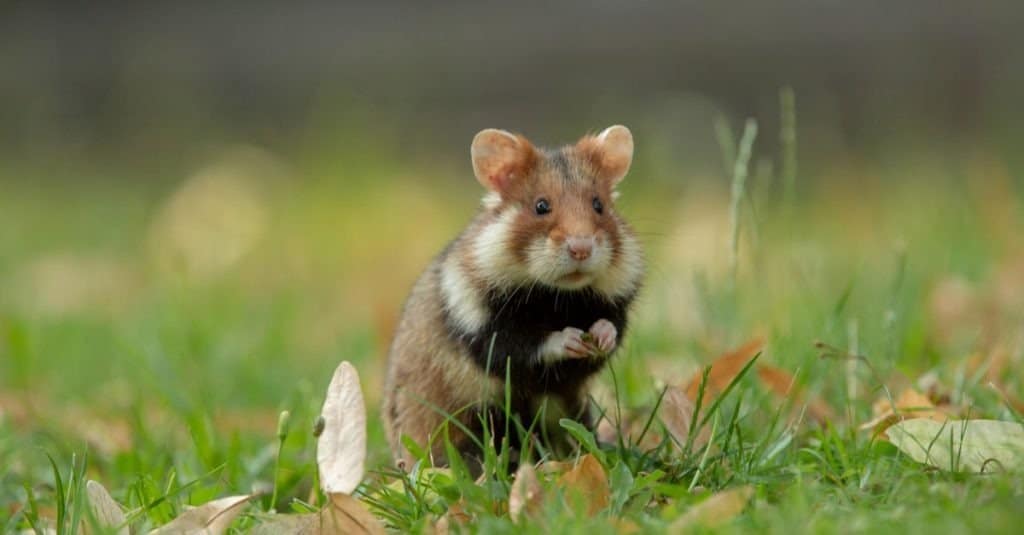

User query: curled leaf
[860,388,951,436]
[668,486,754,533]
[756,364,834,424]
[323,494,386,535]
[509,463,543,522]
[85,480,128,535]
[149,494,253,535]
[251,494,384,535]
[318,361,367,495]
[660,386,710,452]
[683,337,764,401]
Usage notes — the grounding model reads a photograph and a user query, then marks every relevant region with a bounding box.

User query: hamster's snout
[566,236,595,262]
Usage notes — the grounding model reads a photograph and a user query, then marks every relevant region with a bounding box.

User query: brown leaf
[535,460,572,476]
[756,365,834,424]
[668,486,754,533]
[323,494,387,535]
[557,454,609,516]
[596,411,662,451]
[660,386,711,452]
[250,514,319,535]
[251,494,385,535]
[509,463,543,523]
[149,494,254,535]
[433,499,471,535]
[683,338,764,402]
[85,480,128,535]
[860,388,951,436]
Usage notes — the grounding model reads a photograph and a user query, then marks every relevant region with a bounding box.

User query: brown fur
[381,253,501,469]
[383,127,642,470]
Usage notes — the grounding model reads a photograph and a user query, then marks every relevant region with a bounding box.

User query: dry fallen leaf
[756,365,834,424]
[860,388,952,436]
[668,486,754,533]
[85,480,128,535]
[684,337,765,402]
[596,411,663,451]
[660,386,711,452]
[322,494,387,535]
[887,419,1024,472]
[509,463,543,522]
[318,361,367,495]
[252,494,385,535]
[557,454,609,516]
[149,494,254,535]
[434,499,471,535]
[536,460,572,476]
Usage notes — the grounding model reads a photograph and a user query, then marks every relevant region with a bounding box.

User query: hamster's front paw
[587,319,617,353]
[547,326,590,359]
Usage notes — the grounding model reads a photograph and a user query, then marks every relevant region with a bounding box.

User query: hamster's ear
[471,129,537,194]
[577,125,634,185]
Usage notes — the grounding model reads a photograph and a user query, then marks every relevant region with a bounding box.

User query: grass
[1,123,1023,533]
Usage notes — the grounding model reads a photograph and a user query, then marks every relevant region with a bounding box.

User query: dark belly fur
[444,284,632,410]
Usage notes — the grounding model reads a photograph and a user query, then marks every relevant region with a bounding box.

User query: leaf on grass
[250,514,318,535]
[683,337,765,401]
[860,388,951,436]
[149,494,254,535]
[434,499,471,535]
[322,494,386,535]
[660,386,711,452]
[251,494,385,535]
[318,361,367,495]
[756,365,834,424]
[509,463,543,522]
[85,480,128,535]
[536,460,572,476]
[668,486,754,533]
[596,412,662,451]
[887,419,1024,473]
[557,454,609,516]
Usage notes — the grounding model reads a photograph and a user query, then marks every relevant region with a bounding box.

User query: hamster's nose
[567,236,594,261]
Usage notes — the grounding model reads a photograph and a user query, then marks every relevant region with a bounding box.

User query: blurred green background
[2,1,1024,527]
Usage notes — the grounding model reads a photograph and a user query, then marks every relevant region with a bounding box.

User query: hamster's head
[469,126,641,295]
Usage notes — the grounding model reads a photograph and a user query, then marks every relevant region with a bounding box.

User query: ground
[1,140,1023,533]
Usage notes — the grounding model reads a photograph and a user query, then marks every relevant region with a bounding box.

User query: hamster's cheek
[524,236,566,282]
[590,243,614,271]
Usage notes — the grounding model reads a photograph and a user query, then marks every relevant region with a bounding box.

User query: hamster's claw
[588,319,618,353]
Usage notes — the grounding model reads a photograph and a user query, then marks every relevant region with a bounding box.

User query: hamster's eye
[535,198,551,215]
[592,196,604,215]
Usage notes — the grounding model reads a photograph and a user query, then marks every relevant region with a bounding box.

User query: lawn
[1,126,1023,533]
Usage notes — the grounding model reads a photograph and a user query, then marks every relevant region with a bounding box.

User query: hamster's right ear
[471,129,537,194]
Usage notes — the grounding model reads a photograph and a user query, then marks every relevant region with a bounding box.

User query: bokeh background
[2,0,1024,517]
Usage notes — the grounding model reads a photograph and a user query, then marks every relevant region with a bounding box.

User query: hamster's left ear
[577,125,634,186]
[471,129,538,195]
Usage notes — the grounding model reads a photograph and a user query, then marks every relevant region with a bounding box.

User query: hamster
[382,125,644,470]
